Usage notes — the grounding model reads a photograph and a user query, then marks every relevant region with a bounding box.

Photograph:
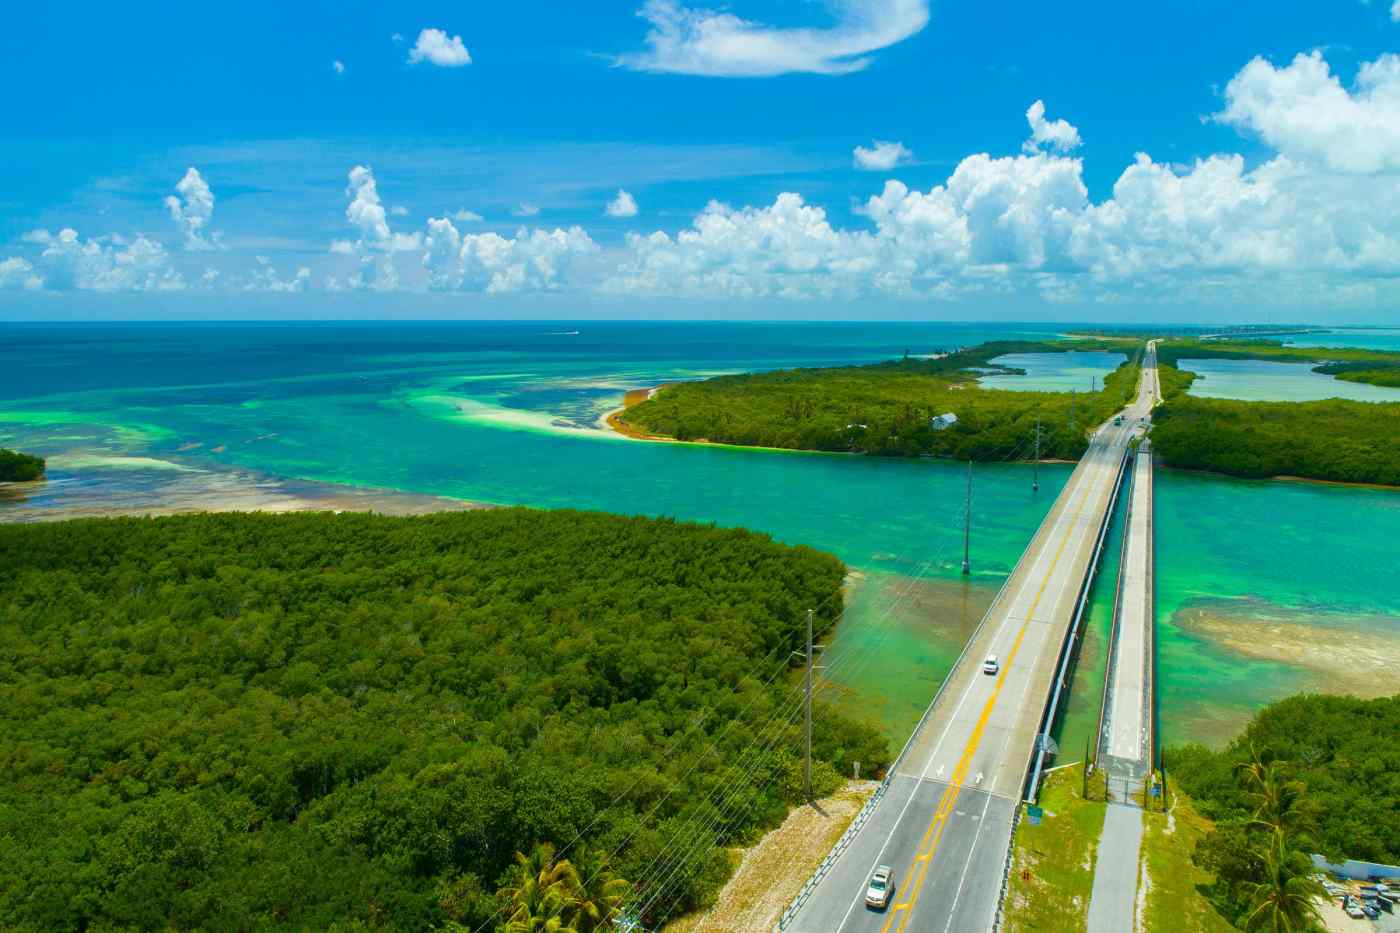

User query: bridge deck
[785,346,1159,933]
[1099,438,1155,792]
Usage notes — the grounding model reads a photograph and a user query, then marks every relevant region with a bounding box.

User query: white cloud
[1023,100,1082,154]
[1393,0,1400,21]
[513,203,541,217]
[422,216,599,293]
[408,28,472,67]
[332,60,346,76]
[853,140,912,171]
[615,0,929,77]
[341,165,422,253]
[391,32,404,43]
[452,209,484,222]
[164,167,219,250]
[1217,51,1400,173]
[0,257,42,290]
[21,228,184,292]
[391,205,409,216]
[345,165,392,246]
[246,256,312,292]
[606,189,639,218]
[605,53,1400,305]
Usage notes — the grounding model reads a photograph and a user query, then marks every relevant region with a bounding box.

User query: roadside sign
[1027,805,1043,825]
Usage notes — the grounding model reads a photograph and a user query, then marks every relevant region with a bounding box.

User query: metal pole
[804,608,814,804]
[962,460,972,575]
[1033,416,1041,492]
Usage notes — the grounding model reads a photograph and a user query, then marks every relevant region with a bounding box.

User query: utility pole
[1033,416,1041,493]
[804,608,814,804]
[962,460,972,575]
[1091,375,1097,393]
[1069,389,1077,438]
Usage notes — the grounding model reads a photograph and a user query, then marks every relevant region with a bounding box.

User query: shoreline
[0,463,487,523]
[607,385,1399,492]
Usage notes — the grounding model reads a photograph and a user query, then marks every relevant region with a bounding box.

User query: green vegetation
[1003,763,1106,931]
[0,509,886,931]
[1150,376,1400,486]
[1169,694,1399,929]
[1139,793,1234,933]
[622,340,1143,462]
[0,447,45,481]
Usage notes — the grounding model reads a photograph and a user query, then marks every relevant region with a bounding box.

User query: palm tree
[1235,747,1316,843]
[1242,831,1324,933]
[563,845,630,933]
[500,844,580,933]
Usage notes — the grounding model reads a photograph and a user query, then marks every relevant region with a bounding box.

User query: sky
[2,0,1400,322]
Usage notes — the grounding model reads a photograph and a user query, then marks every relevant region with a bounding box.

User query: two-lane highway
[787,343,1159,933]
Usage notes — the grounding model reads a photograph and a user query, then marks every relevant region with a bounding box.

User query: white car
[983,654,1000,675]
[865,865,894,909]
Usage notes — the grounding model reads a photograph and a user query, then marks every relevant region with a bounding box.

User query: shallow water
[977,350,1128,393]
[3,322,1397,752]
[1181,357,1400,403]
[1283,328,1400,353]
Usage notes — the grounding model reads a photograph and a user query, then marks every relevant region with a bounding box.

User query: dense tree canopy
[1170,694,1399,928]
[1171,694,1400,864]
[621,340,1143,462]
[0,509,886,931]
[0,448,45,482]
[1150,362,1400,486]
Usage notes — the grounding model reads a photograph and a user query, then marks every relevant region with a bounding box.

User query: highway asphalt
[786,346,1159,933]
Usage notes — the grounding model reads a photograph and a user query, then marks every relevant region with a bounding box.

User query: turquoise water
[978,350,1127,393]
[1181,357,1400,403]
[3,322,1398,749]
[1284,328,1400,352]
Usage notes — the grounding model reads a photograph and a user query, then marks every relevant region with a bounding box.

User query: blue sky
[3,0,1400,321]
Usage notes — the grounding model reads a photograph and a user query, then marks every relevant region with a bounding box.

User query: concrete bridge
[779,343,1159,933]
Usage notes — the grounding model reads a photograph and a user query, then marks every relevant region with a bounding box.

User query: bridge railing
[1023,441,1130,803]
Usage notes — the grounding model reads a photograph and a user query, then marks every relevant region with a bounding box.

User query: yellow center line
[880,439,1119,933]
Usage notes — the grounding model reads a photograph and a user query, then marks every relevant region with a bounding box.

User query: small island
[0,448,45,482]
[614,336,1400,488]
[617,339,1145,462]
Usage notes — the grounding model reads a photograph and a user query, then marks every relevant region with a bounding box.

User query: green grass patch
[1139,793,1234,933]
[1003,763,1107,932]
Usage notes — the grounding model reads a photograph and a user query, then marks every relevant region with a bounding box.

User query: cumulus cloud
[0,257,42,290]
[422,216,599,293]
[606,189,639,218]
[246,256,312,292]
[164,167,219,250]
[452,209,484,222]
[408,28,472,67]
[615,0,929,77]
[19,228,183,292]
[333,60,346,76]
[1393,0,1400,21]
[342,166,421,252]
[513,203,541,218]
[605,54,1400,305]
[1217,51,1400,173]
[1023,100,1082,154]
[853,140,913,171]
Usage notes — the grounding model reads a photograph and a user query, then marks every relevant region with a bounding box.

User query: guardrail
[1023,440,1130,803]
[773,461,1080,931]
[1093,447,1137,763]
